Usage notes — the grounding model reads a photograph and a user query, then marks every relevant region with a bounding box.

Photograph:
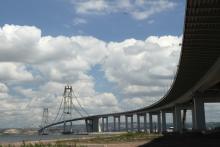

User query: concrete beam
[204,96,220,103]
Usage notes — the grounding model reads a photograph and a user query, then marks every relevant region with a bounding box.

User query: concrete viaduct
[39,0,220,134]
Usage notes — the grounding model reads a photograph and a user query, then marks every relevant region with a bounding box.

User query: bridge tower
[62,85,74,134]
[40,108,49,135]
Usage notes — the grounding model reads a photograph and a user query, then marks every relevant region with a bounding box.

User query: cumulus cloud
[0,83,9,93]
[0,24,182,128]
[0,24,41,63]
[72,0,177,20]
[0,62,34,82]
[102,35,182,99]
[0,24,220,128]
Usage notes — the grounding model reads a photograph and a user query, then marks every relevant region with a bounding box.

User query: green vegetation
[0,143,87,147]
[0,132,161,147]
[57,132,161,144]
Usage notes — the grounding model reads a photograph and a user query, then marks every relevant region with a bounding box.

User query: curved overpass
[40,0,220,133]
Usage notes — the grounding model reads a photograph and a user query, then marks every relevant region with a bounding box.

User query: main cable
[70,99,83,117]
[52,97,63,123]
[72,91,89,116]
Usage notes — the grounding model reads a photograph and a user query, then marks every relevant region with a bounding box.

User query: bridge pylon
[62,85,74,134]
[40,108,49,135]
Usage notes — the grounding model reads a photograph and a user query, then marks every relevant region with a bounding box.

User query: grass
[57,132,161,144]
[0,132,161,147]
[0,143,87,147]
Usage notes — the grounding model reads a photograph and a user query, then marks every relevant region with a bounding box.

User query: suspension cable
[70,99,83,117]
[58,112,63,122]
[72,91,89,116]
[52,97,63,123]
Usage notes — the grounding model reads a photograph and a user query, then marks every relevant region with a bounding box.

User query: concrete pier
[174,105,182,132]
[136,113,147,132]
[125,115,133,132]
[161,111,166,133]
[193,97,206,130]
[101,117,109,132]
[137,114,140,132]
[131,115,133,131]
[149,113,153,133]
[113,116,120,131]
[85,117,99,132]
[125,115,128,131]
[157,113,161,133]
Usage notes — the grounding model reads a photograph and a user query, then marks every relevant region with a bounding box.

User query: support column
[125,116,128,132]
[70,121,73,133]
[118,116,121,131]
[161,111,166,133]
[85,119,88,132]
[157,113,161,133]
[92,117,99,132]
[193,97,206,130]
[182,109,187,130]
[63,120,73,133]
[192,107,196,130]
[102,117,104,132]
[143,114,147,132]
[63,121,67,133]
[149,113,153,133]
[106,117,109,132]
[85,118,99,132]
[131,115,133,131]
[137,115,140,132]
[174,105,182,132]
[172,111,176,131]
[113,117,116,131]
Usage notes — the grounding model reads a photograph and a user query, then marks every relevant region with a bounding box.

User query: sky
[0,0,219,128]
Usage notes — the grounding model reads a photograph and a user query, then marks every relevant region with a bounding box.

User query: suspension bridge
[39,0,220,135]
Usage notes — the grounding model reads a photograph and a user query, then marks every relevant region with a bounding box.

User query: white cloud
[0,24,219,128]
[130,0,176,20]
[0,24,183,128]
[72,0,177,20]
[0,24,41,63]
[0,62,34,82]
[102,35,182,99]
[0,83,8,93]
[74,0,108,14]
[73,18,87,25]
[121,97,144,110]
